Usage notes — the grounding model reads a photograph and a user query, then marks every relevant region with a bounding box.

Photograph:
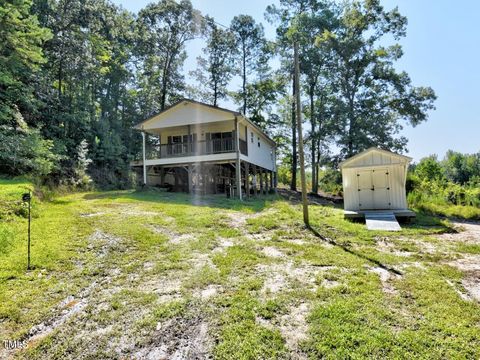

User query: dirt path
[439,221,480,302]
[438,220,480,244]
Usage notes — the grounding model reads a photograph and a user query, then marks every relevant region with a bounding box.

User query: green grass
[414,201,480,220]
[1,178,479,359]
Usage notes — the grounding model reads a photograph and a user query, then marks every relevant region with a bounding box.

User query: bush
[318,168,342,195]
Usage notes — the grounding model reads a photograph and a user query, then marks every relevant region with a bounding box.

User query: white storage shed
[340,148,413,215]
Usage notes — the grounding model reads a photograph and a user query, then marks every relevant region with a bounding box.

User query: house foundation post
[245,162,250,198]
[234,117,242,200]
[188,165,193,194]
[160,167,165,187]
[253,166,258,197]
[142,131,147,185]
[265,170,270,194]
[260,169,264,195]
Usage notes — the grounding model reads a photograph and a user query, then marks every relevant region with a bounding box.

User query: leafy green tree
[0,115,59,176]
[136,0,204,113]
[442,150,480,185]
[0,0,57,176]
[316,0,436,157]
[414,155,444,182]
[230,15,269,116]
[191,18,235,107]
[0,0,51,126]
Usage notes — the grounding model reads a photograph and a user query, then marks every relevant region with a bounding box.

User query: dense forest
[1,0,437,190]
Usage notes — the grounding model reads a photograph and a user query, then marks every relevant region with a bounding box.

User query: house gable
[340,148,412,169]
[135,100,237,130]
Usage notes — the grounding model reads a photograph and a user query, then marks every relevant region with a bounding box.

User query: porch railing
[146,138,248,159]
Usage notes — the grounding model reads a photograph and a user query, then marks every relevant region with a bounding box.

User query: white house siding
[241,124,276,172]
[341,149,410,211]
[153,121,236,145]
[140,102,235,130]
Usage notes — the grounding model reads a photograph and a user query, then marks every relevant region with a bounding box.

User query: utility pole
[294,40,309,226]
[22,191,32,270]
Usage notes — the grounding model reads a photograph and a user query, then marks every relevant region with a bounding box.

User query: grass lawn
[1,178,479,359]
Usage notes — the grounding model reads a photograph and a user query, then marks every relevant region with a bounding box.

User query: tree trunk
[290,71,297,191]
[242,42,247,115]
[309,82,317,194]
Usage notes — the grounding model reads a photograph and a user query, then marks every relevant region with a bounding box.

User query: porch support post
[188,165,193,194]
[265,170,270,194]
[270,171,274,190]
[260,169,264,195]
[235,116,242,200]
[142,131,147,185]
[253,166,258,197]
[245,162,250,198]
[187,124,191,154]
[160,167,165,186]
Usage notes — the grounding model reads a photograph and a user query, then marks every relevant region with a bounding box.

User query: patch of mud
[368,266,401,295]
[133,314,212,360]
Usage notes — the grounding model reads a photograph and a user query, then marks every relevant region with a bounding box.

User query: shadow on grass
[308,225,403,275]
[82,189,277,213]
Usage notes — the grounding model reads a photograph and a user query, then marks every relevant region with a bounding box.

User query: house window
[258,137,261,148]
[251,132,254,143]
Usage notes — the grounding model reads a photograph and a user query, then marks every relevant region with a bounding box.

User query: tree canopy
[0,0,439,191]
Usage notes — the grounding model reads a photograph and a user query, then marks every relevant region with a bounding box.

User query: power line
[164,0,229,29]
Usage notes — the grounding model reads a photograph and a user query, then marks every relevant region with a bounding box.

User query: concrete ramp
[365,211,401,231]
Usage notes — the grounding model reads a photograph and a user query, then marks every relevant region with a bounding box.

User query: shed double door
[357,168,391,209]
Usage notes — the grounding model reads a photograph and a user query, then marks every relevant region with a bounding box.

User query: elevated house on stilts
[131,99,277,199]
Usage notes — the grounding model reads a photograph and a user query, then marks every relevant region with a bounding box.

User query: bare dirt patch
[133,312,213,360]
[256,301,310,360]
[262,246,286,259]
[278,302,310,360]
[194,284,223,300]
[24,230,126,346]
[257,261,336,296]
[438,221,480,244]
[447,254,480,302]
[149,225,196,245]
[368,266,401,295]
[376,237,413,257]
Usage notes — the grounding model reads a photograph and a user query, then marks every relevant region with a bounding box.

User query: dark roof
[133,98,276,146]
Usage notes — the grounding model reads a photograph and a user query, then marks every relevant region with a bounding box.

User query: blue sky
[113,0,480,162]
